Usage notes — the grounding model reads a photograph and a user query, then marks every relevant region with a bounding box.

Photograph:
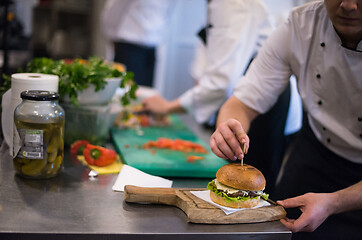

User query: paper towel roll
[1,73,59,156]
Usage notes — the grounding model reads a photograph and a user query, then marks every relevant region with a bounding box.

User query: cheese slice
[214,179,264,196]
[214,179,248,195]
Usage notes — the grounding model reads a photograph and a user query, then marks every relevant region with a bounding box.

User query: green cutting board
[110,115,228,178]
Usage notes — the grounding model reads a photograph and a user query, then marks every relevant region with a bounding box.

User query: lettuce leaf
[207,180,260,203]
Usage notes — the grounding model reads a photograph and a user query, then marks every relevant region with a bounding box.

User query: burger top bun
[216,163,266,191]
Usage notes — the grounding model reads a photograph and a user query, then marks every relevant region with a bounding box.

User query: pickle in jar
[13,120,64,178]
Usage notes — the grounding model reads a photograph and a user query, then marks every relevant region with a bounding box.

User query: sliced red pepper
[83,144,117,167]
[142,138,208,154]
[70,140,89,159]
[186,155,205,163]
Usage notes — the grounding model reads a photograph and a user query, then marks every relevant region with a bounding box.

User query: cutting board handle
[124,185,178,206]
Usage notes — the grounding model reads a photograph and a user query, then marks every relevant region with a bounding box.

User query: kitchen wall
[153,0,206,100]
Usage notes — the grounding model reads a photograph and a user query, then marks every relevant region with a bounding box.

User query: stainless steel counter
[0,115,291,240]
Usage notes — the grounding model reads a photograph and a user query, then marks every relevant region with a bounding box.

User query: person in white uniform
[101,0,175,87]
[210,1,362,239]
[142,0,272,121]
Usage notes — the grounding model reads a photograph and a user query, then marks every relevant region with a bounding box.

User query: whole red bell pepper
[83,144,117,167]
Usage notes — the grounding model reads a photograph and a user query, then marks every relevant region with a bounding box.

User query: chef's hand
[141,95,172,115]
[277,193,335,232]
[210,118,249,160]
[142,95,186,115]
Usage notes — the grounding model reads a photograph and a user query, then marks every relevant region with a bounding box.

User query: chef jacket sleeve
[179,0,272,123]
[233,13,294,114]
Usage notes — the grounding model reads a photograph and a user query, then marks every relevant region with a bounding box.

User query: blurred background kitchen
[0,0,310,144]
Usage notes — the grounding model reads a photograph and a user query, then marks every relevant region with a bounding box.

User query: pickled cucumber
[13,119,65,178]
[46,155,62,174]
[21,157,47,177]
[47,149,58,163]
[47,127,60,153]
[47,138,59,155]
[51,156,62,175]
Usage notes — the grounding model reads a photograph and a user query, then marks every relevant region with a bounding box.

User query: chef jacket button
[318,100,323,105]
[316,74,321,79]
[322,127,326,131]
[360,134,362,138]
[320,42,325,47]
[327,138,331,143]
[358,117,362,122]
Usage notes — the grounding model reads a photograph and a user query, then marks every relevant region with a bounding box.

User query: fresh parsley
[1,57,138,106]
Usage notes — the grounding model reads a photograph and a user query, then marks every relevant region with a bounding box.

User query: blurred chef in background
[210,0,362,239]
[142,0,272,121]
[141,0,302,194]
[101,0,175,87]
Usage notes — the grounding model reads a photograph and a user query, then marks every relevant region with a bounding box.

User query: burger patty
[226,190,249,198]
[227,191,261,198]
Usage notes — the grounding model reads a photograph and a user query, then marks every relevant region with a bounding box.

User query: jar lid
[20,90,59,101]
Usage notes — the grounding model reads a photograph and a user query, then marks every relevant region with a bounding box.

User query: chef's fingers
[234,129,249,155]
[219,127,244,160]
[280,217,295,225]
[238,136,249,155]
[277,195,306,209]
[281,213,316,233]
[210,131,233,160]
[281,217,308,232]
[210,141,228,159]
[280,218,302,232]
[141,98,152,110]
[213,121,243,160]
[223,119,246,159]
[278,195,319,232]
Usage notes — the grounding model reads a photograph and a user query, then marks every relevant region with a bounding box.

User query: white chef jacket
[179,0,272,124]
[234,1,362,163]
[101,0,175,47]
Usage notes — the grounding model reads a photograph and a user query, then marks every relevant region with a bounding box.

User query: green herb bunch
[1,56,138,106]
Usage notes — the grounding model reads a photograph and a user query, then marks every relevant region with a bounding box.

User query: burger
[207,163,269,208]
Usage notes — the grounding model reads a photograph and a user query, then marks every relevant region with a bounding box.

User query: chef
[101,0,175,87]
[142,0,272,122]
[210,0,362,239]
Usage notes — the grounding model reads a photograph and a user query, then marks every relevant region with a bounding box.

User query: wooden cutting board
[124,185,286,224]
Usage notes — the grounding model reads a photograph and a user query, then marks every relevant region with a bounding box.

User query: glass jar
[13,90,65,179]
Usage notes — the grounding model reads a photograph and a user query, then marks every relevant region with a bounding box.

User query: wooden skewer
[241,143,246,166]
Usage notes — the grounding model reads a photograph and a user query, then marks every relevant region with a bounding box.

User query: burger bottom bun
[210,191,260,209]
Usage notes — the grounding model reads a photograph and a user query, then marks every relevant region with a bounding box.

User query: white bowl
[63,78,121,105]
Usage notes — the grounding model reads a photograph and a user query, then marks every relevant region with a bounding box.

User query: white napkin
[190,190,270,215]
[112,165,173,192]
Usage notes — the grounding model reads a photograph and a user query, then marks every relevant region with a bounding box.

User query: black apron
[114,41,155,87]
[274,117,362,240]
